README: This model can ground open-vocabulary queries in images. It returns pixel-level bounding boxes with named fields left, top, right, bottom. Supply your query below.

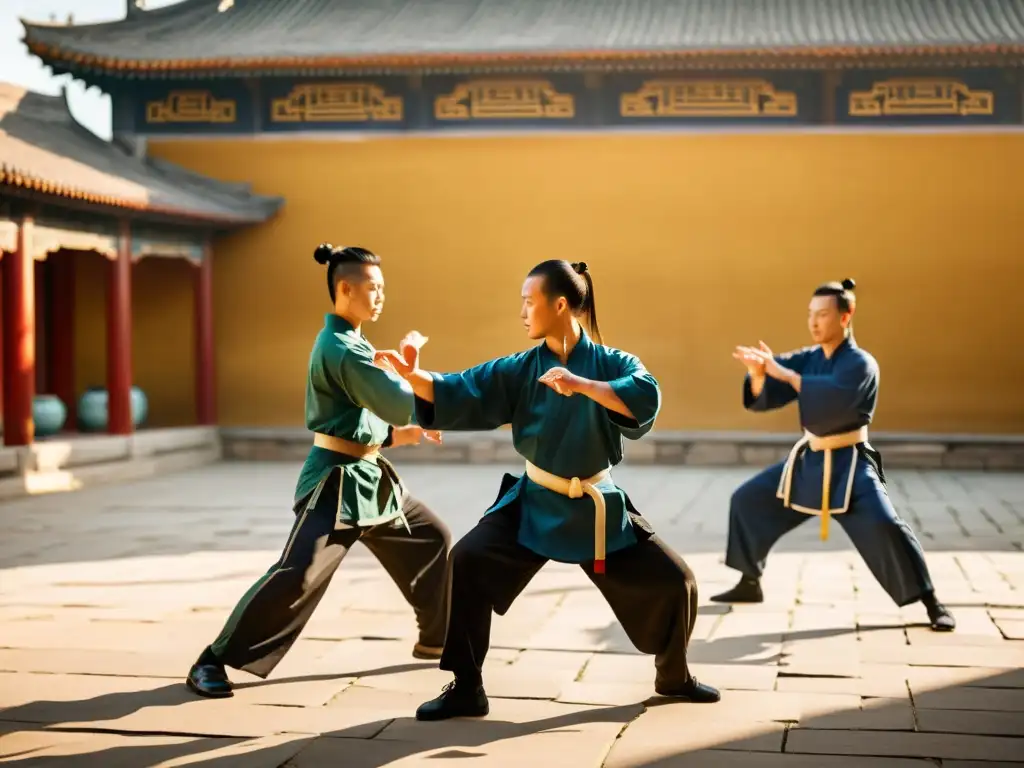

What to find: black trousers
left=439, top=498, right=698, bottom=692
left=209, top=475, right=451, bottom=678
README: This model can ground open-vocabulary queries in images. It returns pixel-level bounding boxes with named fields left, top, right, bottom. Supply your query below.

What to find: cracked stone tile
left=577, top=653, right=653, bottom=685
left=860, top=644, right=1024, bottom=669
left=774, top=667, right=910, bottom=699
left=285, top=737, right=431, bottom=767
left=0, top=672, right=172, bottom=715
left=905, top=666, right=1024, bottom=691
left=786, top=728, right=1024, bottom=762
left=638, top=753, right=942, bottom=768
left=911, top=686, right=1024, bottom=712
left=916, top=709, right=1024, bottom=737
left=46, top=698, right=388, bottom=739
left=0, top=648, right=192, bottom=679
left=0, top=728, right=228, bottom=767
left=603, top=704, right=784, bottom=767
left=993, top=618, right=1024, bottom=639
left=556, top=681, right=656, bottom=706
left=797, top=697, right=914, bottom=731
left=373, top=698, right=640, bottom=759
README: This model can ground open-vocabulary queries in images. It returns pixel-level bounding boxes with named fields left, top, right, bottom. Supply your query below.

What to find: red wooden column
left=2, top=216, right=36, bottom=446
left=194, top=239, right=216, bottom=425
left=107, top=220, right=133, bottom=435
left=34, top=260, right=47, bottom=392
left=50, top=254, right=76, bottom=428
left=0, top=258, right=4, bottom=416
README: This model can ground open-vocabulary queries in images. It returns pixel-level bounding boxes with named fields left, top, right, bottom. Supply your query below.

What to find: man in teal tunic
left=378, top=259, right=721, bottom=721
left=185, top=244, right=452, bottom=698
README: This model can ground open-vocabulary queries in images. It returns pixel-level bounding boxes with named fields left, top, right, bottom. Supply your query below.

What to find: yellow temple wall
left=131, top=130, right=1023, bottom=434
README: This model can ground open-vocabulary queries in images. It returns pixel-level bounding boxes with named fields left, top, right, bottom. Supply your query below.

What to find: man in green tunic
left=185, top=244, right=451, bottom=698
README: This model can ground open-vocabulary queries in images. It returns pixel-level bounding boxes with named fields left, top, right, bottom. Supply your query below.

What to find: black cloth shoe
left=415, top=678, right=489, bottom=721
left=922, top=594, right=956, bottom=632
left=412, top=643, right=444, bottom=660
left=710, top=576, right=763, bottom=604
left=186, top=662, right=233, bottom=698
left=655, top=678, right=721, bottom=703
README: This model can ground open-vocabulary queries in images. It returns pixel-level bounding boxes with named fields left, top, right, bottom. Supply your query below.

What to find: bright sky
left=0, top=0, right=182, bottom=140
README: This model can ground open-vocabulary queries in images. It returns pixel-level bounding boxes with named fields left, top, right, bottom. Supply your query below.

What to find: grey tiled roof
left=0, top=82, right=281, bottom=224
left=21, top=0, right=1024, bottom=73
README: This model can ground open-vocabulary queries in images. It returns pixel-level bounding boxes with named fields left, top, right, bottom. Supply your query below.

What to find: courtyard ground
left=0, top=462, right=1022, bottom=766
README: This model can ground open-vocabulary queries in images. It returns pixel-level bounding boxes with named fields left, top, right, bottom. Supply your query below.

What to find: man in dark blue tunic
left=711, top=279, right=955, bottom=632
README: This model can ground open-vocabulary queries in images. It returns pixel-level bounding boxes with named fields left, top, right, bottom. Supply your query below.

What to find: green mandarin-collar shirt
left=294, top=314, right=417, bottom=527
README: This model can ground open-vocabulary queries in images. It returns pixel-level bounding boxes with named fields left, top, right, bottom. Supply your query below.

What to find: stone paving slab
left=0, top=462, right=1022, bottom=767
left=611, top=755, right=942, bottom=768
left=785, top=729, right=1024, bottom=762
left=603, top=705, right=786, bottom=766
left=0, top=729, right=313, bottom=767
left=916, top=708, right=1024, bottom=737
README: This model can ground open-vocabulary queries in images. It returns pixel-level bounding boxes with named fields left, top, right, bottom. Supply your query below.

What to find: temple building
left=0, top=81, right=280, bottom=450
left=15, top=0, right=1024, bottom=440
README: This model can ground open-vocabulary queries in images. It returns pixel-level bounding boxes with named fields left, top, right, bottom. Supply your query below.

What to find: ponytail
left=528, top=259, right=604, bottom=345
left=578, top=269, right=603, bottom=345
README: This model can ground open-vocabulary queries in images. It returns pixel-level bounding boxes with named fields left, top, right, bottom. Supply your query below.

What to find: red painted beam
left=50, top=254, right=76, bottom=429
left=107, top=221, right=133, bottom=435
left=195, top=241, right=216, bottom=426
left=2, top=217, right=36, bottom=446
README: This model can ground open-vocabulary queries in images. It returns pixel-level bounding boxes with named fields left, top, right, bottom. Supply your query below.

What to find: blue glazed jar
left=77, top=386, right=149, bottom=432
left=33, top=394, right=68, bottom=437
left=130, top=386, right=149, bottom=428
left=77, top=387, right=107, bottom=432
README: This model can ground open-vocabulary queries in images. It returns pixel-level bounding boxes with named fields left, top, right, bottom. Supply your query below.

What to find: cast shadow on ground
left=4, top=668, right=1022, bottom=766
left=0, top=729, right=305, bottom=767
left=0, top=704, right=647, bottom=767
left=581, top=623, right=896, bottom=666
left=0, top=626, right=890, bottom=737
left=0, top=662, right=434, bottom=734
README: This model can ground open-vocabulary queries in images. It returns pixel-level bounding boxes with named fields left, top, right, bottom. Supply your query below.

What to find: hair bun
left=314, top=243, right=334, bottom=265
left=572, top=261, right=588, bottom=274
left=841, top=278, right=856, bottom=291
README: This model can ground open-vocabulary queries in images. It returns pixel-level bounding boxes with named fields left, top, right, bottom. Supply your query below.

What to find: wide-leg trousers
left=439, top=495, right=698, bottom=692
left=209, top=473, right=450, bottom=678
left=724, top=460, right=934, bottom=607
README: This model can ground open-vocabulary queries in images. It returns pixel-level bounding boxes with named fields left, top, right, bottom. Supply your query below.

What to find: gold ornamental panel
left=146, top=91, right=237, bottom=123
left=271, top=83, right=403, bottom=123
left=620, top=79, right=798, bottom=118
left=849, top=79, right=994, bottom=117
left=435, top=80, right=575, bottom=120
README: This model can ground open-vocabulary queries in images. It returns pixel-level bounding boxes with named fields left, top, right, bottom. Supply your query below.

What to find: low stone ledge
left=21, top=427, right=220, bottom=472
left=28, top=434, right=130, bottom=471
left=0, top=446, right=221, bottom=501
left=218, top=428, right=1024, bottom=470
left=0, top=447, right=21, bottom=476
left=131, top=426, right=219, bottom=457
left=0, top=427, right=223, bottom=501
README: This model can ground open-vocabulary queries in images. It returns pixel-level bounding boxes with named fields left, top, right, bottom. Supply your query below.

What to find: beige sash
left=309, top=433, right=407, bottom=533
left=313, top=432, right=382, bottom=460
left=776, top=426, right=868, bottom=541
left=525, top=461, right=611, bottom=573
